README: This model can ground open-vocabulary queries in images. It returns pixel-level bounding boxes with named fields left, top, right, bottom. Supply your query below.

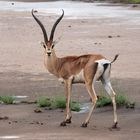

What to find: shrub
left=96, top=96, right=112, bottom=107
left=37, top=97, right=51, bottom=107
left=71, top=102, right=81, bottom=112
left=52, top=96, right=66, bottom=109
left=96, top=94, right=135, bottom=108
left=127, top=0, right=140, bottom=3
left=0, top=96, right=15, bottom=104
left=36, top=96, right=81, bottom=112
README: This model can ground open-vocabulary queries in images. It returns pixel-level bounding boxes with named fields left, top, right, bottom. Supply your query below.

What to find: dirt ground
left=0, top=3, right=140, bottom=140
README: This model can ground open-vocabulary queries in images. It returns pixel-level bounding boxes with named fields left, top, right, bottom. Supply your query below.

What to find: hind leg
left=101, top=64, right=118, bottom=128
left=102, top=80, right=118, bottom=128
left=101, top=65, right=118, bottom=128
left=81, top=80, right=97, bottom=127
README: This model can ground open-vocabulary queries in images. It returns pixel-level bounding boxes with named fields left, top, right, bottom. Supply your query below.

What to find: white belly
left=58, top=70, right=85, bottom=84
left=72, top=70, right=85, bottom=84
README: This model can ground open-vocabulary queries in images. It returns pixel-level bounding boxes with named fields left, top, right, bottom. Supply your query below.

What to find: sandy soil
left=0, top=3, right=140, bottom=140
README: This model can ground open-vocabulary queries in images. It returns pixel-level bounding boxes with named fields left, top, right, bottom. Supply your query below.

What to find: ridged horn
left=31, top=9, right=48, bottom=44
left=49, top=9, right=64, bottom=43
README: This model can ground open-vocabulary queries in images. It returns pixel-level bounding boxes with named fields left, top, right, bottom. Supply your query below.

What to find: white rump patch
left=95, top=59, right=111, bottom=65
left=94, top=59, right=111, bottom=81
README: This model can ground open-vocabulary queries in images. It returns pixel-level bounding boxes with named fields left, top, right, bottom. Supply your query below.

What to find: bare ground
left=0, top=8, right=140, bottom=140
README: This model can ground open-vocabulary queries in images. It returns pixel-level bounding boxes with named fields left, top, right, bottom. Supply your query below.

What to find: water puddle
left=74, top=102, right=92, bottom=114
left=13, top=95, right=28, bottom=99
left=0, top=0, right=140, bottom=24
left=0, top=136, right=20, bottom=139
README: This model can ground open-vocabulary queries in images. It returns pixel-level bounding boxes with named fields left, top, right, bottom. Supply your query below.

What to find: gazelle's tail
left=111, top=54, right=119, bottom=63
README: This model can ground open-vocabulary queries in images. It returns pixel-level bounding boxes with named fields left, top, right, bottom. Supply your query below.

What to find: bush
left=127, top=0, right=140, bottom=3
left=0, top=96, right=15, bottom=104
left=36, top=96, right=81, bottom=112
left=96, top=96, right=112, bottom=107
left=37, top=97, right=51, bottom=107
left=96, top=94, right=135, bottom=108
left=71, top=102, right=81, bottom=112
left=52, top=96, right=66, bottom=109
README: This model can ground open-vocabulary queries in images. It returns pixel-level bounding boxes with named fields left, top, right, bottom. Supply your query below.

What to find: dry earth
left=0, top=3, right=140, bottom=140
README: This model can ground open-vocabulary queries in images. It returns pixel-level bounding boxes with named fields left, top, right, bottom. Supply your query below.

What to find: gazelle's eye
left=43, top=45, right=46, bottom=49
left=52, top=44, right=55, bottom=48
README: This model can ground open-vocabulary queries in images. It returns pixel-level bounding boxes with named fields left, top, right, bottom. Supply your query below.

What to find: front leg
left=60, top=78, right=73, bottom=126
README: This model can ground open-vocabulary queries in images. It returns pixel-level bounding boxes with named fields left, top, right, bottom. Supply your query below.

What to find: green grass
left=52, top=96, right=66, bottom=109
left=37, top=97, right=51, bottom=107
left=96, top=94, right=135, bottom=108
left=71, top=102, right=81, bottom=112
left=96, top=96, right=112, bottom=107
left=37, top=96, right=81, bottom=112
left=0, top=96, right=15, bottom=104
left=127, top=0, right=140, bottom=3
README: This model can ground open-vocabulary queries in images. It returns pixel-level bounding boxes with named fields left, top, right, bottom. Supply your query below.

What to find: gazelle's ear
left=40, top=41, right=46, bottom=49
left=52, top=36, right=62, bottom=48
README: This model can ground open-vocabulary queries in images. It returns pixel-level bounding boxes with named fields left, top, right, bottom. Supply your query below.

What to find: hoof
left=112, top=122, right=118, bottom=129
left=81, top=123, right=88, bottom=128
left=60, top=121, right=67, bottom=127
left=65, top=118, right=72, bottom=124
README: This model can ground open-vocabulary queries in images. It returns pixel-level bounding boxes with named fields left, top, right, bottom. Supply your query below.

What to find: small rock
left=34, top=108, right=43, bottom=113
left=108, top=35, right=112, bottom=38
left=41, top=123, right=44, bottom=125
left=11, top=3, right=14, bottom=5
left=60, top=110, right=64, bottom=113
left=45, top=107, right=52, bottom=110
left=132, top=5, right=138, bottom=8
left=0, top=116, right=9, bottom=120
left=126, top=102, right=135, bottom=109
left=36, top=121, right=40, bottom=124
left=13, top=120, right=18, bottom=123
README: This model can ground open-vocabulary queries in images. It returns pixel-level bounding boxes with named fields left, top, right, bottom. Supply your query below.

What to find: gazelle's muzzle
left=46, top=50, right=52, bottom=56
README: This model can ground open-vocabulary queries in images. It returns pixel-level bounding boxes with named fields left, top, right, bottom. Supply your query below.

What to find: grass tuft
left=0, top=96, right=15, bottom=104
left=71, top=102, right=81, bottom=112
left=127, top=0, right=140, bottom=4
left=52, top=96, right=66, bottom=109
left=96, top=94, right=135, bottom=108
left=96, top=96, right=112, bottom=107
left=36, top=96, right=81, bottom=112
left=37, top=97, right=51, bottom=107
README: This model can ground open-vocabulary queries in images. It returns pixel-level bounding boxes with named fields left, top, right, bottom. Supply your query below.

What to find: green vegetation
left=0, top=94, right=134, bottom=110
left=96, top=94, right=135, bottom=108
left=52, top=96, right=66, bottom=109
left=0, top=96, right=15, bottom=104
left=96, top=96, right=112, bottom=107
left=37, top=96, right=81, bottom=112
left=127, top=0, right=140, bottom=4
left=37, top=97, right=51, bottom=107
left=71, top=102, right=81, bottom=112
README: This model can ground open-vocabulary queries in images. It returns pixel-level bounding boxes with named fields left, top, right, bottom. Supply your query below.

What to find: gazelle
left=32, top=9, right=118, bottom=128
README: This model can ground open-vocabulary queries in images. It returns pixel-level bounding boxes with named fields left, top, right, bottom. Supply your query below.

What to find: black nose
left=47, top=52, right=51, bottom=56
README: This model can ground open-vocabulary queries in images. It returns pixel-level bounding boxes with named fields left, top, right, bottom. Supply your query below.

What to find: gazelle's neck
left=44, top=49, right=59, bottom=76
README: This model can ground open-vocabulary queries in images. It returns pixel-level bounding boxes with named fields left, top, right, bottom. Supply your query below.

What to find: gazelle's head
left=32, top=9, right=64, bottom=56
